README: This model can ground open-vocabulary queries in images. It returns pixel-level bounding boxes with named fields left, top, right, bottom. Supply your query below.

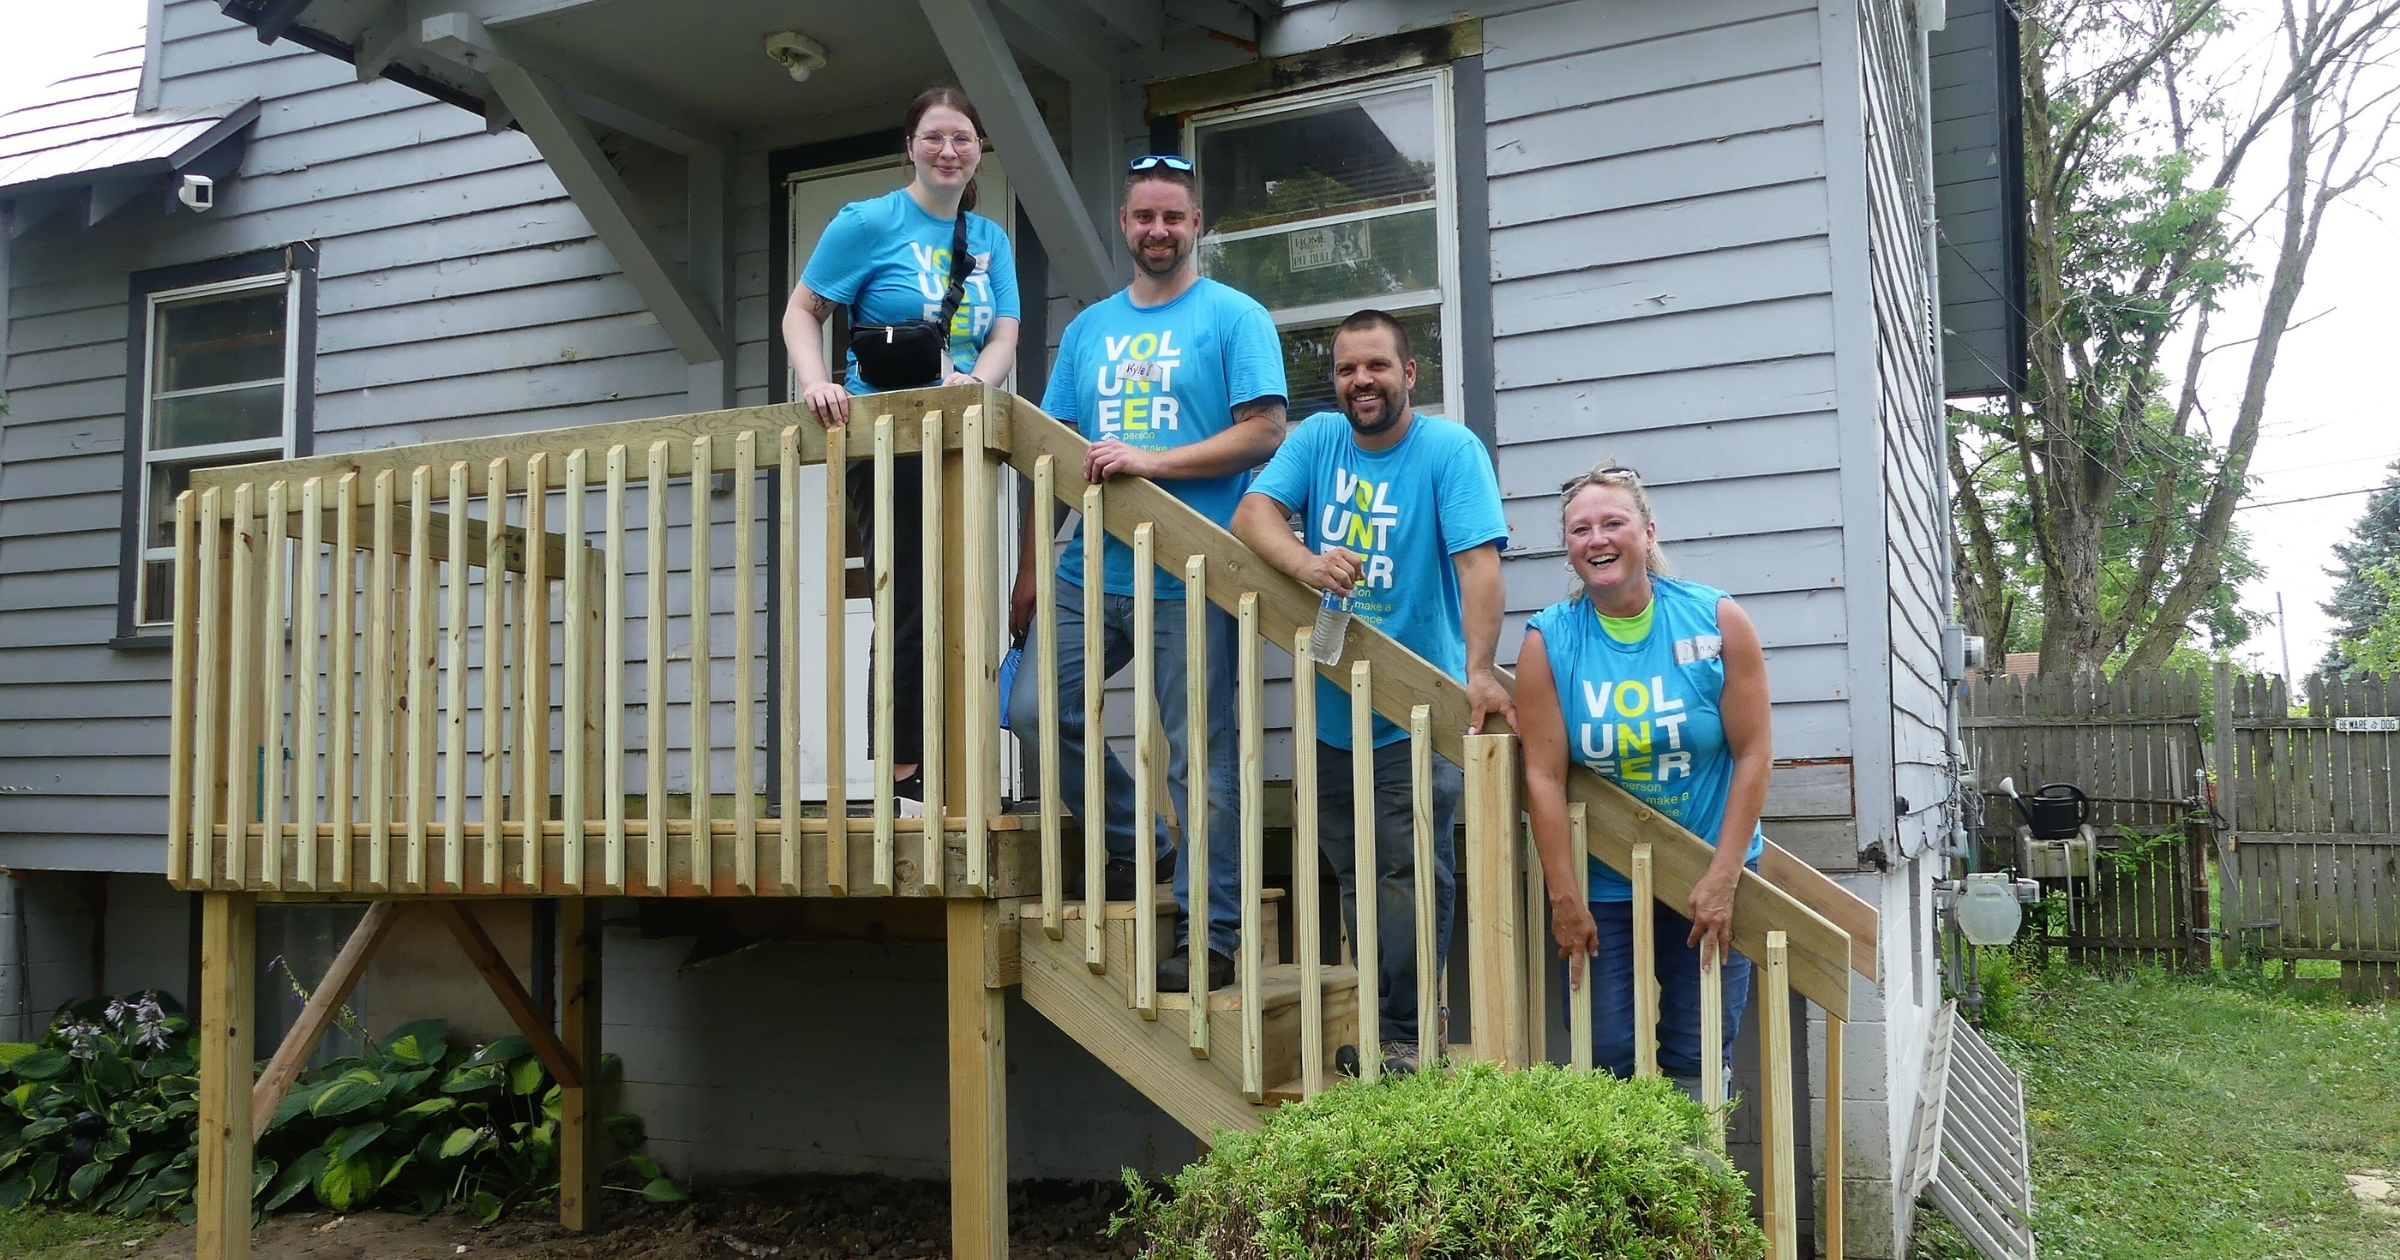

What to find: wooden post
left=1759, top=932, right=1798, bottom=1260
left=195, top=891, right=256, bottom=1260
left=558, top=899, right=603, bottom=1231
left=962, top=406, right=997, bottom=895
left=1630, top=843, right=1659, bottom=1077
left=1463, top=732, right=1522, bottom=1066
left=947, top=899, right=1008, bottom=1260
left=1292, top=625, right=1323, bottom=1096
left=1824, top=1011, right=1845, bottom=1260
left=1350, top=660, right=1379, bottom=1081
left=2213, top=659, right=2240, bottom=965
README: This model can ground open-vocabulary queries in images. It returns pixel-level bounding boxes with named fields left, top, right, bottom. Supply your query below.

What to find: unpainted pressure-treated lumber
left=295, top=478, right=324, bottom=892
left=1760, top=931, right=1798, bottom=1260
left=1351, top=659, right=1379, bottom=1082
left=1522, top=819, right=1548, bottom=1066
left=1035, top=455, right=1063, bottom=939
left=961, top=405, right=997, bottom=895
left=822, top=421, right=850, bottom=896
left=1239, top=594, right=1266, bottom=1100
left=645, top=440, right=671, bottom=893
left=1292, top=624, right=1323, bottom=1096
left=195, top=892, right=256, bottom=1260
left=604, top=446, right=630, bottom=894
left=430, top=900, right=583, bottom=1090
left=330, top=476, right=359, bottom=889
left=873, top=415, right=897, bottom=895
left=1464, top=733, right=1523, bottom=1066
left=251, top=900, right=399, bottom=1135
left=407, top=468, right=436, bottom=891
left=1132, top=524, right=1159, bottom=1017
left=1186, top=557, right=1212, bottom=1059
left=193, top=491, right=225, bottom=886
left=168, top=491, right=198, bottom=886
left=562, top=451, right=591, bottom=892
left=778, top=429, right=802, bottom=894
left=520, top=454, right=551, bottom=890
left=1631, top=843, right=1658, bottom=1078
left=481, top=460, right=508, bottom=890
left=1082, top=483, right=1105, bottom=971
left=733, top=431, right=759, bottom=893
left=226, top=483, right=258, bottom=889
left=442, top=463, right=470, bottom=893
left=1826, top=1011, right=1845, bottom=1260
left=687, top=437, right=714, bottom=893
left=558, top=900, right=603, bottom=1231
left=918, top=412, right=946, bottom=899
left=1700, top=935, right=1726, bottom=1137
left=947, top=899, right=1009, bottom=1260
left=1410, top=705, right=1437, bottom=1073
left=262, top=480, right=291, bottom=891
left=1569, top=803, right=1594, bottom=1071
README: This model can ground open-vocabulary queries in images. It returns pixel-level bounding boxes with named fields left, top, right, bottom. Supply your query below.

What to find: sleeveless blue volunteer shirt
left=1528, top=575, right=1767, bottom=901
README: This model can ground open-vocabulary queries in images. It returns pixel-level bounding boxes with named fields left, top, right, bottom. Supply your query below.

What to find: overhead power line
left=2237, top=484, right=2390, bottom=511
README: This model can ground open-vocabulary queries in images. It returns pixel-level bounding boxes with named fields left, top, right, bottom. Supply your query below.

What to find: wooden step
left=1154, top=962, right=1358, bottom=1014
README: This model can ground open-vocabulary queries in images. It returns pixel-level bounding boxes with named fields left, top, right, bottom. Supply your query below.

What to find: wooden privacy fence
left=1960, top=670, right=2211, bottom=967
left=2215, top=667, right=2400, bottom=997
left=171, top=385, right=1877, bottom=1260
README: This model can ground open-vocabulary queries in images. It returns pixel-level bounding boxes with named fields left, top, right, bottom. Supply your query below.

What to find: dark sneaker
left=1380, top=1039, right=1421, bottom=1077
left=1335, top=1044, right=1362, bottom=1078
left=1104, top=858, right=1138, bottom=901
left=1156, top=948, right=1236, bottom=993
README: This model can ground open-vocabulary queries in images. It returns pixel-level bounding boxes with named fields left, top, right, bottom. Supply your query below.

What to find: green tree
left=1952, top=0, right=2400, bottom=676
left=2317, top=459, right=2400, bottom=676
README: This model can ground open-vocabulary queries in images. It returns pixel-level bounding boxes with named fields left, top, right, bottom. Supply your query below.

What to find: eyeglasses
left=915, top=132, right=980, bottom=153
left=1127, top=154, right=1194, bottom=172
left=1560, top=466, right=1640, bottom=493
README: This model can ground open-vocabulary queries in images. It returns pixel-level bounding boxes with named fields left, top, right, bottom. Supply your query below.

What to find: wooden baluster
left=961, top=405, right=995, bottom=895
left=193, top=489, right=225, bottom=887
left=562, top=451, right=590, bottom=893
left=480, top=460, right=508, bottom=891
left=1034, top=455, right=1062, bottom=938
left=225, top=484, right=260, bottom=888
left=872, top=415, right=896, bottom=895
left=1465, top=732, right=1523, bottom=1067
left=645, top=441, right=670, bottom=893
left=1131, top=524, right=1158, bottom=1017
left=1292, top=626, right=1323, bottom=1096
left=331, top=474, right=358, bottom=889
left=1570, top=802, right=1594, bottom=1071
left=1185, top=558, right=1211, bottom=1059
left=733, top=431, right=758, bottom=894
left=1760, top=932, right=1798, bottom=1260
left=687, top=438, right=713, bottom=894
left=918, top=413, right=945, bottom=897
left=1700, top=935, right=1726, bottom=1136
left=442, top=464, right=470, bottom=892
left=1351, top=659, right=1379, bottom=1081
left=261, top=481, right=290, bottom=891
left=605, top=446, right=629, bottom=894
left=1631, top=842, right=1658, bottom=1077
left=1522, top=819, right=1549, bottom=1066
left=294, top=479, right=323, bottom=891
left=1239, top=594, right=1266, bottom=1101
left=777, top=428, right=802, bottom=894
left=822, top=422, right=849, bottom=896
left=520, top=454, right=550, bottom=891
left=407, top=468, right=435, bottom=891
left=1082, top=483, right=1105, bottom=971
left=364, top=472, right=393, bottom=891
left=1411, top=705, right=1438, bottom=1073
left=1826, top=1011, right=1846, bottom=1260
left=387, top=484, right=414, bottom=891
left=168, top=491, right=198, bottom=886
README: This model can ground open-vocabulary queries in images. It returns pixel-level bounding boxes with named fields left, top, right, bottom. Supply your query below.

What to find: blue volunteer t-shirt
left=1044, top=277, right=1286, bottom=598
left=1527, top=576, right=1768, bottom=901
left=800, top=189, right=1019, bottom=393
left=1248, top=411, right=1508, bottom=750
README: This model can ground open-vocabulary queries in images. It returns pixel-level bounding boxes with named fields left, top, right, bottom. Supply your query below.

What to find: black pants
left=848, top=454, right=924, bottom=765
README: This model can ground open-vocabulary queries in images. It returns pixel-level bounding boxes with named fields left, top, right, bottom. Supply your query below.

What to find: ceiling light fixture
left=763, top=31, right=828, bottom=83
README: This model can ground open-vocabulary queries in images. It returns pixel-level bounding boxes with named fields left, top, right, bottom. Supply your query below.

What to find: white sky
left=1, top=0, right=2391, bottom=675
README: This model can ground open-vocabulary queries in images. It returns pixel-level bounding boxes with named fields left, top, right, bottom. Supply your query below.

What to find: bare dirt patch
left=123, top=1176, right=1139, bottom=1260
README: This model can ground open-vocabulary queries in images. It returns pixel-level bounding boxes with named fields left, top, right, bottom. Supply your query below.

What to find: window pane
left=157, top=288, right=285, bottom=393
left=1199, top=207, right=1440, bottom=311
left=141, top=558, right=175, bottom=626
left=1197, top=84, right=1439, bottom=232
left=153, top=381, right=283, bottom=449
left=1278, top=307, right=1446, bottom=422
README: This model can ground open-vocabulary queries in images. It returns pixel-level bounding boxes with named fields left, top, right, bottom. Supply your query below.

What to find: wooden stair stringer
left=1020, top=920, right=1265, bottom=1142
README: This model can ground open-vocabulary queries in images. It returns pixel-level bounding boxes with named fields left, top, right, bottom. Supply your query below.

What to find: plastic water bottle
left=1309, top=586, right=1353, bottom=666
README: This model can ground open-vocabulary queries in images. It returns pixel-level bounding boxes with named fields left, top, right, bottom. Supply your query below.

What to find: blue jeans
left=1006, top=579, right=1242, bottom=954
left=1314, top=739, right=1463, bottom=1044
left=1580, top=885, right=1755, bottom=1081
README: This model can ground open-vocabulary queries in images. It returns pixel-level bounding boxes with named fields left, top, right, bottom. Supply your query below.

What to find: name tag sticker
left=1673, top=635, right=1723, bottom=665
left=1116, top=361, right=1161, bottom=382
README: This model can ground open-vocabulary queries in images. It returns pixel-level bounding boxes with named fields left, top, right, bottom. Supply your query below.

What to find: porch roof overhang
left=210, top=0, right=1274, bottom=351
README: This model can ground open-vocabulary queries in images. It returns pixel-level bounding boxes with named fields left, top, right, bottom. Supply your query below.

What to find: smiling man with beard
left=1232, top=308, right=1510, bottom=1076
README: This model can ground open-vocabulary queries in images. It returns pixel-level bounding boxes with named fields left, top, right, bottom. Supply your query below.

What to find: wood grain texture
left=194, top=892, right=256, bottom=1260
left=432, top=900, right=582, bottom=1089
left=946, top=899, right=1008, bottom=1260
left=251, top=901, right=398, bottom=1135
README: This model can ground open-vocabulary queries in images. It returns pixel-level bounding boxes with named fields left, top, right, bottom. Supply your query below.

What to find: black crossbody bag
left=847, top=210, right=975, bottom=390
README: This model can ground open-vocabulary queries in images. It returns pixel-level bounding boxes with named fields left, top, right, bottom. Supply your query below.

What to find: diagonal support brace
left=432, top=900, right=584, bottom=1089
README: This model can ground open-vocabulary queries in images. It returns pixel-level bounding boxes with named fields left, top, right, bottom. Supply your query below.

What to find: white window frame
left=1186, top=67, right=1465, bottom=424
left=132, top=270, right=304, bottom=628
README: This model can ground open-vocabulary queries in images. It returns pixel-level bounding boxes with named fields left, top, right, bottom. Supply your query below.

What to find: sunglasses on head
left=1561, top=467, right=1640, bottom=492
left=1127, top=154, right=1194, bottom=172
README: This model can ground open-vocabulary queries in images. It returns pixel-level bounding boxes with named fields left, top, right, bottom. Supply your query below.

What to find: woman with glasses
left=1514, top=463, right=1771, bottom=1097
left=780, top=85, right=1020, bottom=799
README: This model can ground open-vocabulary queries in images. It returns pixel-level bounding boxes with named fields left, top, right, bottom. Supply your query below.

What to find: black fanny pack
left=847, top=209, right=975, bottom=390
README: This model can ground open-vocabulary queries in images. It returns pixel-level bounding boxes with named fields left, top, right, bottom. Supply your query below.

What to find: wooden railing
left=168, top=383, right=1874, bottom=1259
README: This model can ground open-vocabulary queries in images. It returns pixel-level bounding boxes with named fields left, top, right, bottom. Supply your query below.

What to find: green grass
left=0, top=1208, right=168, bottom=1259
left=1913, top=959, right=2400, bottom=1260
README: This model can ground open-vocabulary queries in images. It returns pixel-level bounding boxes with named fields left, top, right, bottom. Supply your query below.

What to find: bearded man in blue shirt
left=1006, top=156, right=1287, bottom=992
left=1233, top=309, right=1512, bottom=1075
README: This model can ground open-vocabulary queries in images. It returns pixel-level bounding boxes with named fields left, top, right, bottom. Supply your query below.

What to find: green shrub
left=1118, top=1062, right=1763, bottom=1260
left=0, top=994, right=680, bottom=1224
